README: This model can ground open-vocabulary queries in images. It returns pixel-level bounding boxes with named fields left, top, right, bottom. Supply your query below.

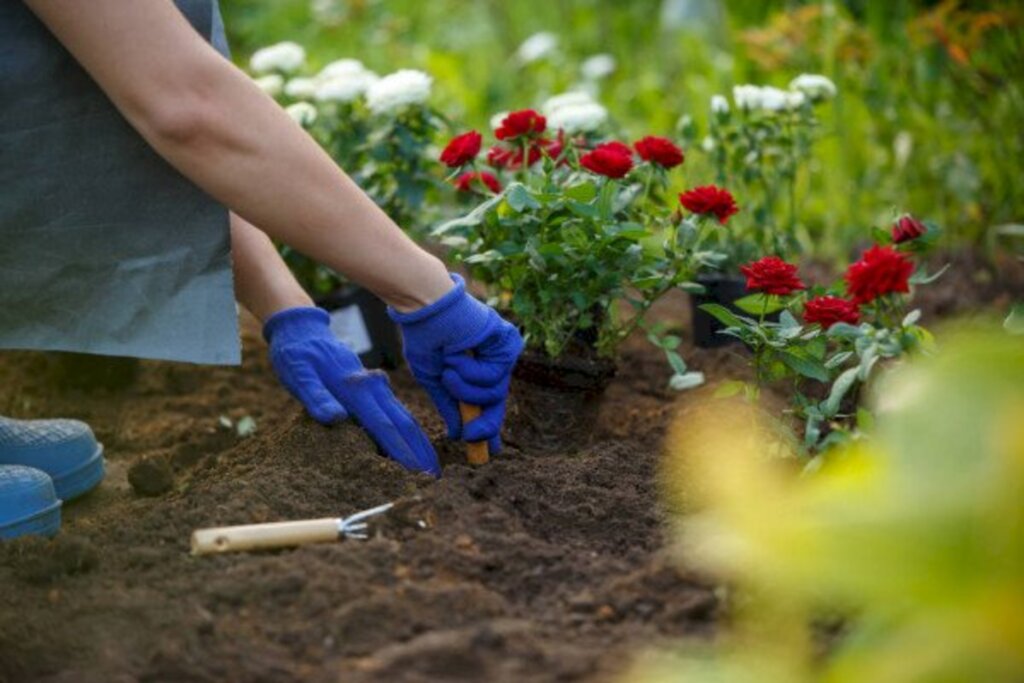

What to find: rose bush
left=701, top=221, right=946, bottom=454
left=433, top=104, right=721, bottom=390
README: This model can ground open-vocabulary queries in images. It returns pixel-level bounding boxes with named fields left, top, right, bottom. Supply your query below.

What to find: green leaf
left=713, top=380, right=747, bottom=399
left=825, top=350, right=854, bottom=369
left=464, top=249, right=504, bottom=265
left=734, top=293, right=785, bottom=316
left=902, top=309, right=922, bottom=327
left=564, top=180, right=598, bottom=202
left=827, top=322, right=863, bottom=339
left=679, top=281, right=707, bottom=295
left=666, top=350, right=688, bottom=375
left=822, top=367, right=860, bottom=417
left=506, top=183, right=540, bottom=213
left=669, top=371, right=706, bottom=391
left=699, top=303, right=744, bottom=329
left=909, top=263, right=950, bottom=285
left=780, top=349, right=830, bottom=383
left=1004, top=302, right=1024, bottom=335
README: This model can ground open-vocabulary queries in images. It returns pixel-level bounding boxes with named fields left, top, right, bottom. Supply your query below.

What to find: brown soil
left=0, top=251, right=1020, bottom=683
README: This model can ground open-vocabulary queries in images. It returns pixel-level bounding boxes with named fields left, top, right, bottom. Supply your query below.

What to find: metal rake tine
left=340, top=522, right=368, bottom=534
left=341, top=502, right=394, bottom=526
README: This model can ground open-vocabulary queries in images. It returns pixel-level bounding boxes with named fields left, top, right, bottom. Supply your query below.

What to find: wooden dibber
left=191, top=518, right=340, bottom=555
left=460, top=402, right=490, bottom=465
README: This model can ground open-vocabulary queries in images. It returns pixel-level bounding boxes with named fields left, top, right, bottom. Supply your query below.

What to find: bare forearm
left=25, top=0, right=452, bottom=312
left=231, top=213, right=313, bottom=322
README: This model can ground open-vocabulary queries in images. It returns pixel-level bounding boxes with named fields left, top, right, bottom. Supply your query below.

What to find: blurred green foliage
left=220, top=0, right=1023, bottom=256
left=652, top=325, right=1024, bottom=682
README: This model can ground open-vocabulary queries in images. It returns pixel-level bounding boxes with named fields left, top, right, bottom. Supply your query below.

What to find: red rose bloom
left=487, top=144, right=542, bottom=169
left=543, top=134, right=565, bottom=162
left=679, top=185, right=739, bottom=225
left=892, top=214, right=926, bottom=244
left=740, top=256, right=805, bottom=296
left=495, top=109, right=546, bottom=140
left=454, top=171, right=501, bottom=194
left=440, top=131, right=482, bottom=168
left=580, top=141, right=634, bottom=179
left=845, top=245, right=914, bottom=304
left=634, top=136, right=684, bottom=169
left=803, top=296, right=861, bottom=329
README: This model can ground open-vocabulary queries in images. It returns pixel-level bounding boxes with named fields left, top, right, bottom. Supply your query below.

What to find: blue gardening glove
left=389, top=274, right=523, bottom=454
left=264, top=307, right=440, bottom=477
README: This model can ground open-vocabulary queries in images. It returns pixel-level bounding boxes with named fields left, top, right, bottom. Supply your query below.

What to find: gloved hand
left=389, top=274, right=523, bottom=454
left=264, top=307, right=440, bottom=477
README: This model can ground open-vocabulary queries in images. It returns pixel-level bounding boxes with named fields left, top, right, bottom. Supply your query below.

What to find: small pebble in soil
left=128, top=454, right=175, bottom=496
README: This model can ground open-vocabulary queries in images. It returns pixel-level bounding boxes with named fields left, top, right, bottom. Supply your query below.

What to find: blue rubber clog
left=0, top=416, right=105, bottom=501
left=0, top=465, right=62, bottom=540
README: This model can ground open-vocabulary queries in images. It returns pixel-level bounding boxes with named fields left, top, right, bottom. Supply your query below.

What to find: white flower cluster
left=542, top=91, right=608, bottom=134
left=253, top=74, right=285, bottom=97
left=285, top=102, right=318, bottom=127
left=789, top=74, right=838, bottom=102
left=314, top=59, right=380, bottom=104
left=516, top=32, right=558, bottom=64
left=365, top=69, right=433, bottom=114
left=732, top=84, right=805, bottom=112
left=249, top=41, right=306, bottom=74
left=721, top=74, right=836, bottom=115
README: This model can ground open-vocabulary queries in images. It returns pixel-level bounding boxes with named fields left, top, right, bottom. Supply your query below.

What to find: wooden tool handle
left=191, top=518, right=339, bottom=556
left=459, top=402, right=490, bottom=465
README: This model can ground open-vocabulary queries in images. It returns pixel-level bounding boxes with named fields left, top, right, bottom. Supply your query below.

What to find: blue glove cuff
left=263, top=306, right=332, bottom=345
left=387, top=274, right=492, bottom=351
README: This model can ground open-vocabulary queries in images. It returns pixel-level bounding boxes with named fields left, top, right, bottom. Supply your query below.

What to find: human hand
left=264, top=307, right=440, bottom=476
left=389, top=275, right=523, bottom=454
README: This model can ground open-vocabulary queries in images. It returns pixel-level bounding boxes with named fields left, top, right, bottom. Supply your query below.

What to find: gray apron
left=0, top=0, right=240, bottom=365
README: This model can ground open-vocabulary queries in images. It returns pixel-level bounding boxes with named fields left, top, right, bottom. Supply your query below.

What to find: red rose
left=487, top=144, right=542, bottom=169
left=845, top=245, right=914, bottom=304
left=634, top=136, right=684, bottom=169
left=543, top=135, right=565, bottom=162
left=892, top=214, right=926, bottom=244
left=803, top=296, right=861, bottom=329
left=440, top=131, right=482, bottom=168
left=580, top=141, right=634, bottom=179
left=495, top=109, right=546, bottom=140
left=740, top=256, right=805, bottom=296
left=454, top=171, right=501, bottom=194
left=679, top=185, right=739, bottom=224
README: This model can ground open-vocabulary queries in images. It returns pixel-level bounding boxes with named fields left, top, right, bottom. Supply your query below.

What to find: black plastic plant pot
left=690, top=273, right=750, bottom=349
left=315, top=285, right=403, bottom=370
left=50, top=353, right=140, bottom=391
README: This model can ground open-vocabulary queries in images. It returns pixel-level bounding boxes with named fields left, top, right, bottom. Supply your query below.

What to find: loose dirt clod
left=128, top=453, right=175, bottom=496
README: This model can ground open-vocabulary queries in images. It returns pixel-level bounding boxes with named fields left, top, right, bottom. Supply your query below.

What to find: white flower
left=785, top=90, right=807, bottom=109
left=253, top=74, right=284, bottom=97
left=547, top=102, right=608, bottom=134
left=249, top=41, right=306, bottom=74
left=758, top=86, right=791, bottom=112
left=789, top=73, right=837, bottom=101
left=701, top=135, right=715, bottom=152
left=285, top=102, right=318, bottom=127
left=317, top=58, right=368, bottom=82
left=516, top=32, right=558, bottom=64
left=541, top=91, right=594, bottom=115
left=732, top=84, right=805, bottom=113
left=314, top=72, right=377, bottom=103
left=284, top=77, right=318, bottom=99
left=732, top=84, right=762, bottom=111
left=489, top=111, right=510, bottom=132
left=581, top=54, right=616, bottom=80
left=710, top=94, right=730, bottom=115
left=365, top=69, right=432, bottom=114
